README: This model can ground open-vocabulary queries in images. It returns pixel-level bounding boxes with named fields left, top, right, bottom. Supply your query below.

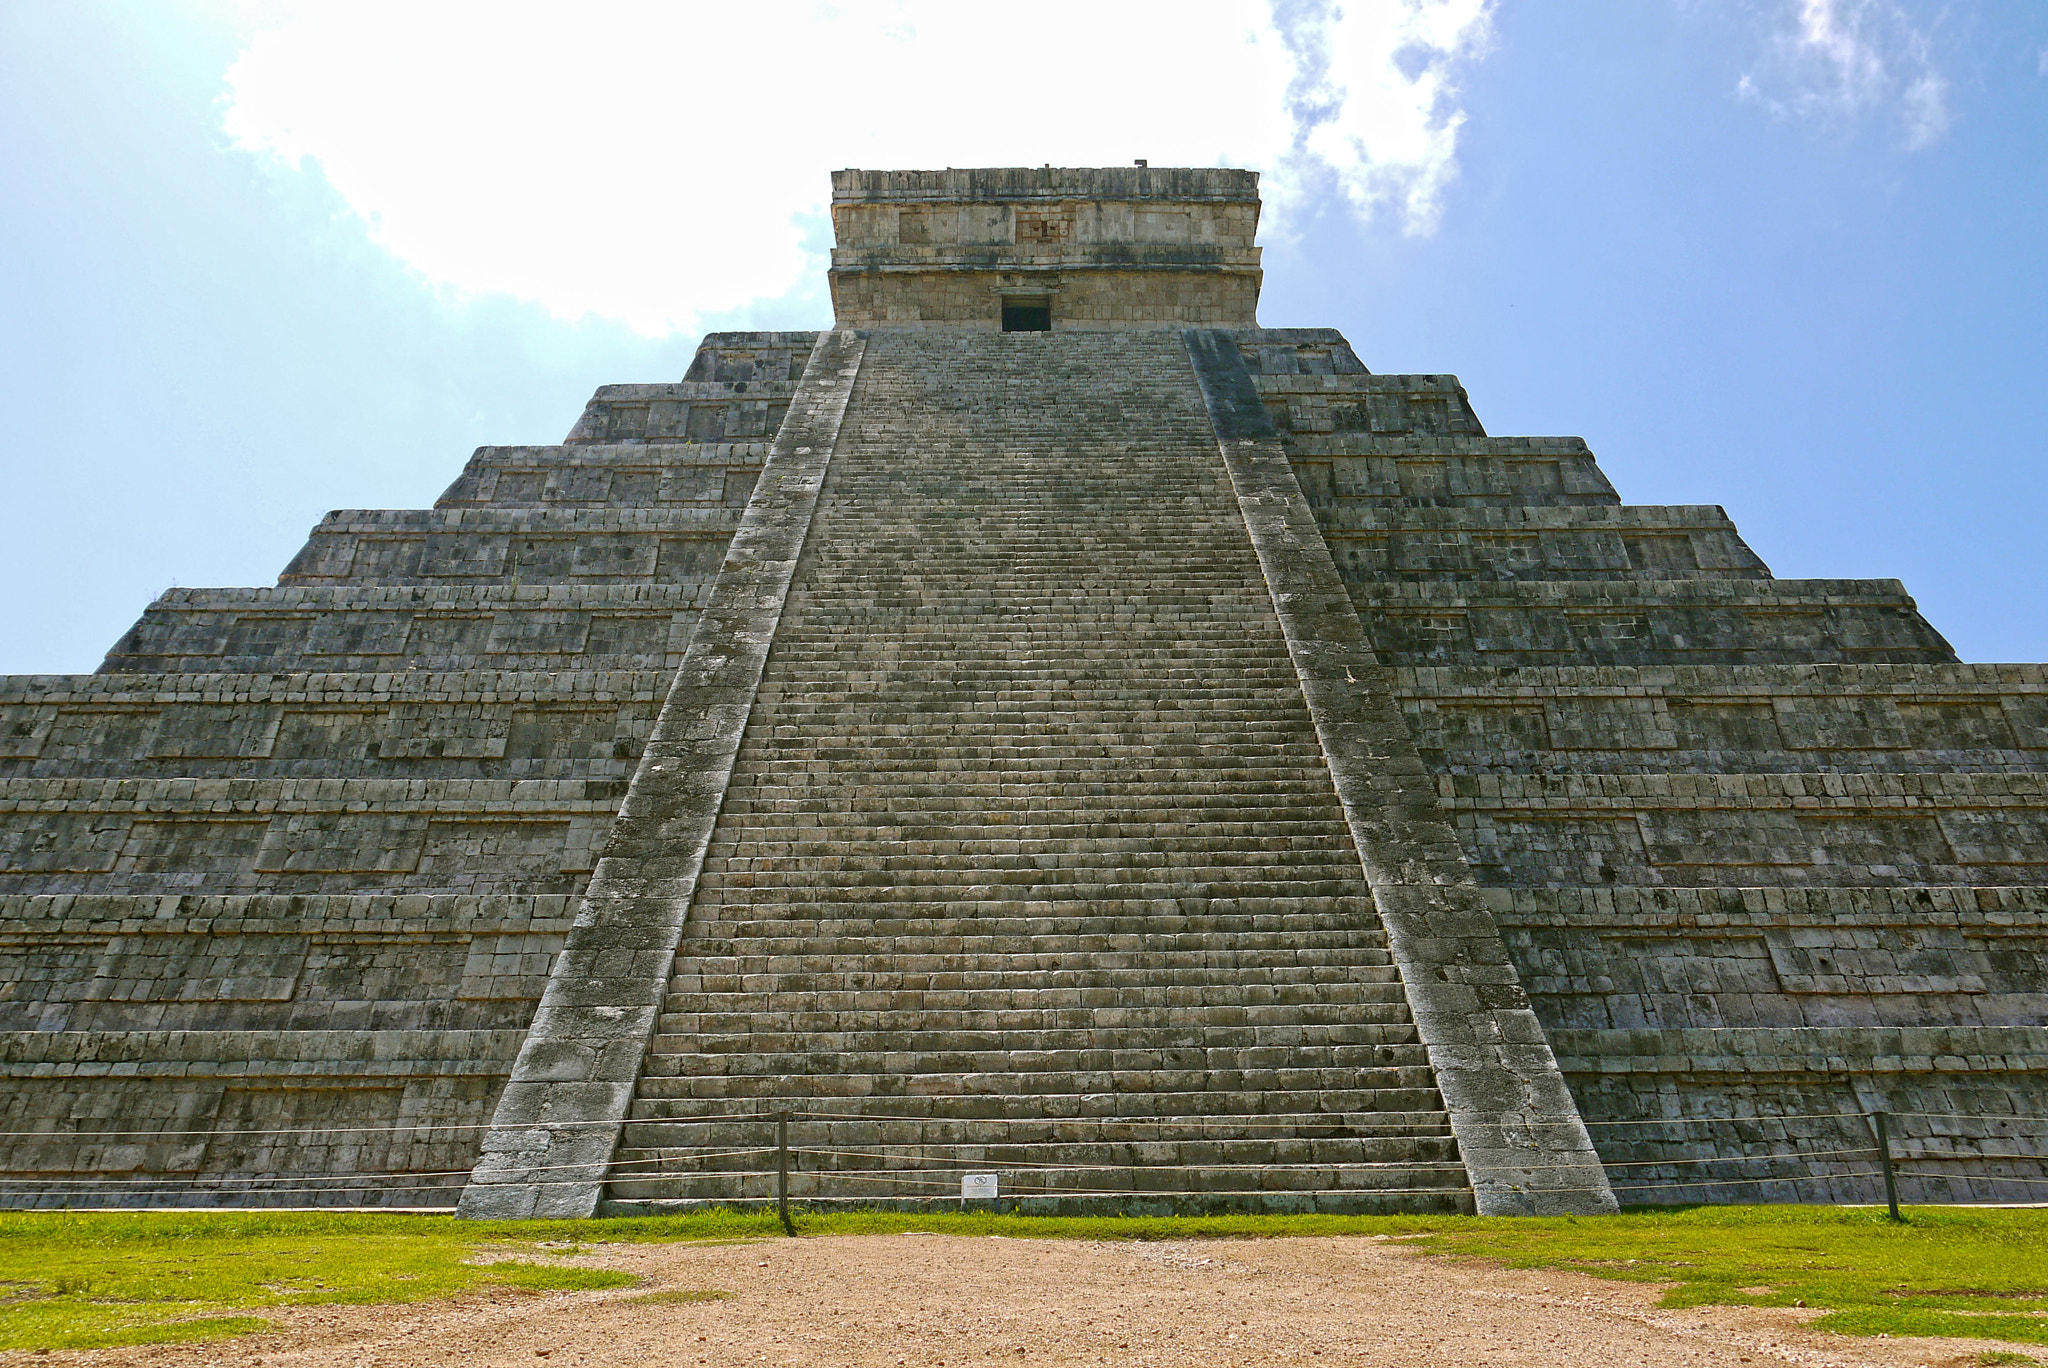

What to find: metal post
left=1872, top=1111, right=1902, bottom=1222
left=776, top=1112, right=796, bottom=1236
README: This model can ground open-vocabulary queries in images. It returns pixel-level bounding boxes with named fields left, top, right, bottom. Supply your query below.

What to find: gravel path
left=20, top=1234, right=2035, bottom=1368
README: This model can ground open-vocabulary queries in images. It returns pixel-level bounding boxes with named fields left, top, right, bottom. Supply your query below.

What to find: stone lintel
left=1183, top=327, right=1618, bottom=1217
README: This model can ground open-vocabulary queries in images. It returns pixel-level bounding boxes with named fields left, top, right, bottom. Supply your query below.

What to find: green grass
left=1390, top=1206, right=2048, bottom=1348
left=0, top=1212, right=644, bottom=1351
left=4, top=1205, right=2045, bottom=1352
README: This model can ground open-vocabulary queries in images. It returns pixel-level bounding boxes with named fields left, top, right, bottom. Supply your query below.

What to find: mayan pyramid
left=2, top=167, right=2041, bottom=1217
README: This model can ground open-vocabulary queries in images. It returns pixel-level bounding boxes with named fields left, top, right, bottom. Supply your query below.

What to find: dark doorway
left=1001, top=299, right=1052, bottom=332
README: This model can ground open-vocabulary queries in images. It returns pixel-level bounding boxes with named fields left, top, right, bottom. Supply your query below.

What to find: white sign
left=961, top=1172, right=999, bottom=1200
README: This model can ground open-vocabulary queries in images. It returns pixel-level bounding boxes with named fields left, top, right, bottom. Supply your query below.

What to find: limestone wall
left=1396, top=664, right=2048, bottom=776
left=1241, top=325, right=2046, bottom=1204
left=0, top=333, right=792, bottom=1206
left=0, top=892, right=569, bottom=1205
left=103, top=585, right=703, bottom=673
left=0, top=671, right=662, bottom=781
left=1498, top=886, right=2048, bottom=1203
left=280, top=511, right=740, bottom=588
left=436, top=444, right=765, bottom=510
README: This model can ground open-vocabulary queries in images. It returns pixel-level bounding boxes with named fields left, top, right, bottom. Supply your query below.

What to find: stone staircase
left=605, top=330, right=1472, bottom=1212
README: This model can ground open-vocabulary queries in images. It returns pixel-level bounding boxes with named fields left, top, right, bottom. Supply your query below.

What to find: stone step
left=702, top=815, right=1349, bottom=835
left=728, top=735, right=1317, bottom=751
left=701, top=845, right=1362, bottom=870
left=692, top=881, right=1369, bottom=904
left=674, top=990, right=1403, bottom=1012
left=667, top=986, right=1409, bottom=1013
left=712, top=817, right=1350, bottom=836
left=615, top=1110, right=1456, bottom=1147
left=675, top=946, right=1401, bottom=969
left=630, top=1064, right=1449, bottom=1097
left=660, top=992, right=1413, bottom=1023
left=664, top=968, right=1407, bottom=995
left=677, top=896, right=1384, bottom=927
left=610, top=1151, right=1464, bottom=1191
left=713, top=781, right=1350, bottom=802
left=737, top=698, right=1311, bottom=713
left=655, top=994, right=1414, bottom=1033
left=649, top=1034, right=1423, bottom=1065
left=671, top=935, right=1394, bottom=959
left=643, top=1046, right=1432, bottom=1080
left=751, top=697, right=1317, bottom=712
left=611, top=1133, right=1456, bottom=1173
left=678, top=926, right=1388, bottom=947
left=755, top=654, right=1297, bottom=671
left=672, top=924, right=1392, bottom=947
left=603, top=1162, right=1471, bottom=1208
left=628, top=1082, right=1449, bottom=1116
left=742, top=694, right=1312, bottom=710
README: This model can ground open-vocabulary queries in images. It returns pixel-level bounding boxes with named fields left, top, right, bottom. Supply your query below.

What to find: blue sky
left=2, top=0, right=2044, bottom=673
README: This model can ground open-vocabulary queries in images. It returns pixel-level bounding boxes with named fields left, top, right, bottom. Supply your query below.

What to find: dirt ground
left=17, top=1234, right=2043, bottom=1368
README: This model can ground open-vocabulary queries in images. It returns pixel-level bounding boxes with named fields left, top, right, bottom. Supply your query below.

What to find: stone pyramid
left=2, top=168, right=2040, bottom=1217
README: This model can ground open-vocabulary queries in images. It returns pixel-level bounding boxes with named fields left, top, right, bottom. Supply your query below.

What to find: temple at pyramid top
left=829, top=165, right=1262, bottom=330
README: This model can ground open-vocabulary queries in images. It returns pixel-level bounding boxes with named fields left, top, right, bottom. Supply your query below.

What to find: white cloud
left=1273, top=0, right=1494, bottom=236
left=1737, top=0, right=1953, bottom=149
left=1899, top=70, right=1952, bottom=150
left=219, top=0, right=1493, bottom=335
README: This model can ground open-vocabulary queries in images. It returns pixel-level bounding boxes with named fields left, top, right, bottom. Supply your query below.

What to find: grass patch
left=0, top=1212, right=643, bottom=1352
left=5, top=1205, right=2046, bottom=1351
left=1390, top=1205, right=2048, bottom=1348
left=628, top=1288, right=734, bottom=1305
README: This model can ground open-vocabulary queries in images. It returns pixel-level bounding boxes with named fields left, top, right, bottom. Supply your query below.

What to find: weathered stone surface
left=1, top=168, right=2041, bottom=1215
left=455, top=330, right=867, bottom=1219
left=1184, top=329, right=1615, bottom=1216
left=0, top=332, right=797, bottom=1206
left=829, top=168, right=1262, bottom=329
left=598, top=329, right=1477, bottom=1216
